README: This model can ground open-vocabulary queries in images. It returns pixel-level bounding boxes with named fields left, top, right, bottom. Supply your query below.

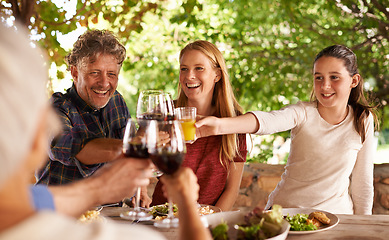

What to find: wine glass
left=137, top=90, right=171, bottom=177
left=136, top=90, right=166, bottom=120
left=163, top=92, right=175, bottom=121
left=120, top=118, right=155, bottom=221
left=148, top=120, right=187, bottom=228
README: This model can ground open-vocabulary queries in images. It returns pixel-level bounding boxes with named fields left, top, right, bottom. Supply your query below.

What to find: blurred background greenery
left=1, top=0, right=388, bottom=163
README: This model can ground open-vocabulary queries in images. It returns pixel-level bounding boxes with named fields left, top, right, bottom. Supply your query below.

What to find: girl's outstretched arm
left=195, top=112, right=259, bottom=138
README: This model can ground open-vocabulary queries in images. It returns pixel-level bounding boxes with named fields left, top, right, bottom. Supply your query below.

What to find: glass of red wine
left=163, top=92, right=176, bottom=121
left=137, top=90, right=175, bottom=177
left=148, top=120, right=186, bottom=228
left=136, top=90, right=166, bottom=120
left=121, top=118, right=155, bottom=221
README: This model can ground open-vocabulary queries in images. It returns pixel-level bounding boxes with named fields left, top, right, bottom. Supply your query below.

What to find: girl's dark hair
left=312, top=45, right=378, bottom=142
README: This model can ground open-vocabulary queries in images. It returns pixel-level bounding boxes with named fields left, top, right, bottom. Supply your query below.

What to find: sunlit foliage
left=1, top=0, right=388, bottom=161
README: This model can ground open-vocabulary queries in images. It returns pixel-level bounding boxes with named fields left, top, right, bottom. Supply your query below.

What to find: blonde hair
left=176, top=40, right=244, bottom=168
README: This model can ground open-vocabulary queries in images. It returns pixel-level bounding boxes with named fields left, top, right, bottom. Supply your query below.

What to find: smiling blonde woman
left=152, top=40, right=247, bottom=211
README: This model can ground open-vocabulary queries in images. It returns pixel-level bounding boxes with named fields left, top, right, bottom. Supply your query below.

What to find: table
left=101, top=207, right=178, bottom=239
left=101, top=207, right=389, bottom=240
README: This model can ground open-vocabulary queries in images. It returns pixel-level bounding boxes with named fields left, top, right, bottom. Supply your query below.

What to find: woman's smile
left=179, top=50, right=219, bottom=105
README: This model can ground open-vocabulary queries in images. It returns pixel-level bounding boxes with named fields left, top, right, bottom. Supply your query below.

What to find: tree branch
left=36, top=1, right=88, bottom=26
left=20, top=0, right=34, bottom=26
left=351, top=34, right=385, bottom=50
left=370, top=0, right=389, bottom=20
left=9, top=0, right=21, bottom=22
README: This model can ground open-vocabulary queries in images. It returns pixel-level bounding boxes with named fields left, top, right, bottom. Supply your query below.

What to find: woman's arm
left=195, top=113, right=259, bottom=138
left=215, top=162, right=244, bottom=211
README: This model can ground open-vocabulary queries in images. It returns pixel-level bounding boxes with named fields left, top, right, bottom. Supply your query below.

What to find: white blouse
left=251, top=101, right=375, bottom=214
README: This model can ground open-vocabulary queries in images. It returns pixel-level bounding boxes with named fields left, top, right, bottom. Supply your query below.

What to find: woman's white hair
left=0, top=23, right=48, bottom=188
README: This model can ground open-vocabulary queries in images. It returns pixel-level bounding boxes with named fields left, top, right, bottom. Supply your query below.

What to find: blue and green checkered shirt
left=36, top=85, right=130, bottom=185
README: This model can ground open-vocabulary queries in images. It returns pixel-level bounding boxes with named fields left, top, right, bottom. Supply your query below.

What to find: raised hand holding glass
left=148, top=120, right=186, bottom=228
left=120, top=119, right=154, bottom=221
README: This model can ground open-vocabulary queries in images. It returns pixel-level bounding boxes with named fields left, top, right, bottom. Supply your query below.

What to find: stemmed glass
left=163, top=92, right=175, bottom=121
left=136, top=90, right=166, bottom=121
left=148, top=120, right=187, bottom=228
left=120, top=119, right=154, bottom=221
left=137, top=90, right=175, bottom=177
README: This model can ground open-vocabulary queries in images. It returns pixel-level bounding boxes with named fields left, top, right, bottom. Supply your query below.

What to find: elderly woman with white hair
left=0, top=23, right=211, bottom=240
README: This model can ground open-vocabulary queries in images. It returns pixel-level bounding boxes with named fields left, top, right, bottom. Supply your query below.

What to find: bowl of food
left=207, top=205, right=290, bottom=240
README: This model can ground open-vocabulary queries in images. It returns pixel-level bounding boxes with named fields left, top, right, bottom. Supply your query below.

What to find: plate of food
left=282, top=208, right=339, bottom=234
left=78, top=207, right=106, bottom=224
left=207, top=205, right=290, bottom=240
left=149, top=203, right=221, bottom=220
left=119, top=203, right=221, bottom=223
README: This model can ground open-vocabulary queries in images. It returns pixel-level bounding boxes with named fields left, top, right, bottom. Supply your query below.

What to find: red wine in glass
left=123, top=143, right=149, bottom=158
left=121, top=118, right=153, bottom=221
left=164, top=115, right=175, bottom=121
left=163, top=92, right=175, bottom=121
left=136, top=90, right=166, bottom=120
left=150, top=151, right=184, bottom=175
left=136, top=90, right=176, bottom=122
left=139, top=113, right=175, bottom=121
left=140, top=113, right=165, bottom=121
left=148, top=120, right=186, bottom=228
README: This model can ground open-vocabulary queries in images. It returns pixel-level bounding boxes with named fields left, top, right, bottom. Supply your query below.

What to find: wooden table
left=101, top=207, right=389, bottom=240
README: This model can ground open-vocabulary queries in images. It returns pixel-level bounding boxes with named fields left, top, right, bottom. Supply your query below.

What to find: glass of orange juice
left=175, top=107, right=196, bottom=143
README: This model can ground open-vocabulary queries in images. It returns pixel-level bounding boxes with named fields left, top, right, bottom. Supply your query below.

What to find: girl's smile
left=313, top=56, right=359, bottom=124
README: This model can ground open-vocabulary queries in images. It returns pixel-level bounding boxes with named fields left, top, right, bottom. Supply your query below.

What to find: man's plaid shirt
left=36, top=85, right=130, bottom=185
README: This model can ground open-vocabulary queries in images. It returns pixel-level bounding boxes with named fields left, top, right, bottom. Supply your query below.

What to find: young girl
left=151, top=40, right=247, bottom=211
left=195, top=45, right=378, bottom=214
